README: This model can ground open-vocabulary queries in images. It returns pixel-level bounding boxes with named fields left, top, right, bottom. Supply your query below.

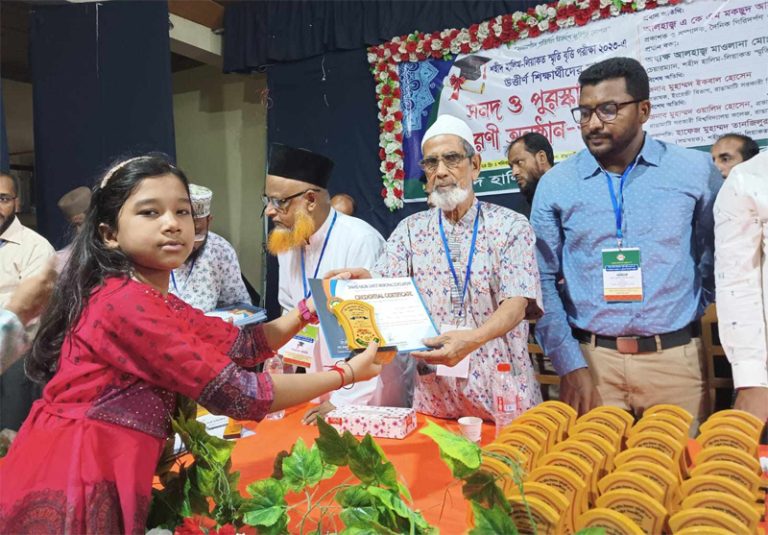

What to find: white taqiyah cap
left=421, top=114, right=474, bottom=150
left=189, top=183, right=213, bottom=218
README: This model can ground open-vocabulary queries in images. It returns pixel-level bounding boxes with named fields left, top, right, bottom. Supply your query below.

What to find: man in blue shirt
left=531, top=57, right=722, bottom=430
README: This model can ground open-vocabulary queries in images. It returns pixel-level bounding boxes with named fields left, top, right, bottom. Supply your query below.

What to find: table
left=234, top=403, right=490, bottom=534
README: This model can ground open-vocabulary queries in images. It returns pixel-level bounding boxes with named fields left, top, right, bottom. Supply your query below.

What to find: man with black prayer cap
left=264, top=143, right=412, bottom=422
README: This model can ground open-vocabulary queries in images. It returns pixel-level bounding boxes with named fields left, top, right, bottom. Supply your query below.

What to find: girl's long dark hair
left=26, top=154, right=191, bottom=384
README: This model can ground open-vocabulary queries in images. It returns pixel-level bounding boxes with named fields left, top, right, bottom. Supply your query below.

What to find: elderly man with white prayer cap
left=169, top=183, right=252, bottom=312
left=328, top=115, right=543, bottom=420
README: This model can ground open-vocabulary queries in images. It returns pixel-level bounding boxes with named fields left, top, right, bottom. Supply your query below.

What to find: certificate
left=309, top=277, right=439, bottom=360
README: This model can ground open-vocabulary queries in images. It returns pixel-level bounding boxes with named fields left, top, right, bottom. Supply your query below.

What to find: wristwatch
left=298, top=298, right=319, bottom=324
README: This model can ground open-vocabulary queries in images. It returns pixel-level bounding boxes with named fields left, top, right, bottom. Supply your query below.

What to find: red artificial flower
left=441, top=37, right=452, bottom=49
left=549, top=20, right=559, bottom=32
left=385, top=160, right=396, bottom=172
left=395, top=133, right=403, bottom=142
left=469, top=23, right=479, bottom=38
left=647, top=0, right=658, bottom=7
left=383, top=120, right=395, bottom=133
left=381, top=84, right=392, bottom=96
left=621, top=3, right=632, bottom=13
left=590, top=0, right=600, bottom=9
left=528, top=25, right=541, bottom=38
left=379, top=148, right=386, bottom=160
left=422, top=39, right=432, bottom=52
left=383, top=96, right=393, bottom=108
left=392, top=87, right=401, bottom=98
left=213, top=526, right=237, bottom=535
left=575, top=9, right=591, bottom=25
left=377, top=62, right=387, bottom=72
left=393, top=110, right=403, bottom=121
left=394, top=169, right=405, bottom=180
left=527, top=7, right=536, bottom=15
left=460, top=42, right=471, bottom=54
left=482, top=35, right=496, bottom=49
left=600, top=6, right=611, bottom=18
left=516, top=19, right=527, bottom=30
left=389, top=70, right=399, bottom=82
left=175, top=516, right=215, bottom=535
left=394, top=149, right=403, bottom=157
left=450, top=29, right=460, bottom=39
left=405, top=40, right=418, bottom=53
left=394, top=188, right=403, bottom=199
left=375, top=47, right=385, bottom=58
left=381, top=187, right=388, bottom=198
left=508, top=29, right=520, bottom=42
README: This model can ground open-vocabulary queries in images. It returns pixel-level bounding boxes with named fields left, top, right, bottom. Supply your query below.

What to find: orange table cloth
left=234, top=403, right=489, bottom=534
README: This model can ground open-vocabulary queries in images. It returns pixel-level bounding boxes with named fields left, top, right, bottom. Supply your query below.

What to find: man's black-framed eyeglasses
left=418, top=152, right=470, bottom=173
left=262, top=188, right=320, bottom=213
left=570, top=99, right=643, bottom=124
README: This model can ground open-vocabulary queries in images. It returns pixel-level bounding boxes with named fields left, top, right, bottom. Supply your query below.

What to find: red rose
left=394, top=187, right=403, bottom=199
left=575, top=9, right=591, bottom=25
left=383, top=96, right=393, bottom=107
left=647, top=0, right=658, bottom=7
left=590, top=0, right=600, bottom=9
left=516, top=19, right=527, bottom=30
left=381, top=84, right=391, bottom=96
left=508, top=29, right=519, bottom=42
left=383, top=120, right=395, bottom=133
left=393, top=87, right=401, bottom=98
left=379, top=148, right=386, bottom=160
left=214, top=526, right=236, bottom=535
left=621, top=3, right=632, bottom=13
left=442, top=37, right=452, bottom=49
left=395, top=133, right=403, bottom=142
left=389, top=70, right=399, bottom=82
left=482, top=36, right=496, bottom=49
left=469, top=23, right=479, bottom=38
left=394, top=169, right=405, bottom=180
left=405, top=40, right=418, bottom=53
left=450, top=29, right=460, bottom=39
left=393, top=110, right=403, bottom=121
left=549, top=20, right=559, bottom=32
left=600, top=6, right=611, bottom=18
left=528, top=25, right=541, bottom=38
left=377, top=62, right=387, bottom=72
left=395, top=149, right=403, bottom=157
left=375, top=47, right=385, bottom=58
left=385, top=160, right=396, bottom=172
left=381, top=187, right=388, bottom=198
left=527, top=7, right=536, bottom=15
left=460, top=42, right=470, bottom=54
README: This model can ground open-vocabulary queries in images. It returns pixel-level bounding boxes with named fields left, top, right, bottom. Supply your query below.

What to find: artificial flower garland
left=367, top=0, right=679, bottom=210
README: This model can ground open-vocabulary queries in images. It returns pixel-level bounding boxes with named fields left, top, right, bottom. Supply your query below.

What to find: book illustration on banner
left=309, top=277, right=439, bottom=363
left=205, top=303, right=267, bottom=327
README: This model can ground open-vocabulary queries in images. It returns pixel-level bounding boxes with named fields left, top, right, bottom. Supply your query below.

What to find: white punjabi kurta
left=371, top=202, right=543, bottom=420
left=169, top=231, right=252, bottom=313
left=714, top=151, right=768, bottom=390
left=277, top=209, right=412, bottom=407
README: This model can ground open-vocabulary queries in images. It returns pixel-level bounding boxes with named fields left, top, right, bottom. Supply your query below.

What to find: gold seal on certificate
left=329, top=297, right=396, bottom=364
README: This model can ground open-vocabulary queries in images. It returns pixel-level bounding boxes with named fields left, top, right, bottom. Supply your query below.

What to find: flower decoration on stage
left=368, top=0, right=676, bottom=210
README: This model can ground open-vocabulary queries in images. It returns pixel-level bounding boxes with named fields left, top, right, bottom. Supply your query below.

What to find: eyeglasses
left=262, top=188, right=320, bottom=213
left=0, top=195, right=17, bottom=205
left=571, top=100, right=643, bottom=124
left=419, top=152, right=470, bottom=173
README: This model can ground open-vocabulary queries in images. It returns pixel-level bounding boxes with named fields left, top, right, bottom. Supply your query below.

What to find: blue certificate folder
left=206, top=303, right=267, bottom=327
left=309, top=277, right=439, bottom=360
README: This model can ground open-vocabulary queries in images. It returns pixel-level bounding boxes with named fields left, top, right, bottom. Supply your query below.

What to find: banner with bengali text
left=399, top=0, right=768, bottom=202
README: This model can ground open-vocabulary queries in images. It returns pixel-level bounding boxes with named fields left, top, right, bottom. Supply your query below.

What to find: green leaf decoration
left=341, top=524, right=400, bottom=535
left=366, top=487, right=430, bottom=531
left=348, top=434, right=398, bottom=490
left=419, top=420, right=481, bottom=479
left=462, top=471, right=510, bottom=512
left=469, top=503, right=519, bottom=535
left=316, top=417, right=352, bottom=466
left=281, top=438, right=326, bottom=492
left=241, top=478, right=288, bottom=530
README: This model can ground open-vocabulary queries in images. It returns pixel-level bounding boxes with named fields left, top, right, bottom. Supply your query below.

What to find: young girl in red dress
left=0, top=155, right=381, bottom=534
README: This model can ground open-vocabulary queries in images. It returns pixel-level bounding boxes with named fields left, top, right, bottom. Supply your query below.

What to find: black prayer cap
left=267, top=142, right=334, bottom=189
left=453, top=55, right=491, bottom=81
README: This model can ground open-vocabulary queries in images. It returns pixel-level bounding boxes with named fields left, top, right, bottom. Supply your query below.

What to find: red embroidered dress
left=0, top=277, right=275, bottom=534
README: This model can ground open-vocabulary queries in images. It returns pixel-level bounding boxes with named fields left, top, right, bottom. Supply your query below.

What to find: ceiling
left=1, top=0, right=227, bottom=84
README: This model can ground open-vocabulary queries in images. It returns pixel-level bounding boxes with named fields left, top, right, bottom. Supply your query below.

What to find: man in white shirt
left=0, top=172, right=55, bottom=431
left=265, top=143, right=410, bottom=421
left=169, top=184, right=252, bottom=312
left=714, top=150, right=768, bottom=424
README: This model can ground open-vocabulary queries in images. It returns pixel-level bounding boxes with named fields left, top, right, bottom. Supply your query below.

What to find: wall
left=2, top=78, right=34, bottom=155
left=172, top=65, right=267, bottom=296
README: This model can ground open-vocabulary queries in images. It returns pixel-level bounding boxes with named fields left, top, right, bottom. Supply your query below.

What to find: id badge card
left=602, top=248, right=643, bottom=302
left=436, top=323, right=471, bottom=379
left=279, top=324, right=319, bottom=368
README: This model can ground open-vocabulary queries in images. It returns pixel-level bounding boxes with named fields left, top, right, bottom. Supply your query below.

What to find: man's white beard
left=429, top=185, right=470, bottom=211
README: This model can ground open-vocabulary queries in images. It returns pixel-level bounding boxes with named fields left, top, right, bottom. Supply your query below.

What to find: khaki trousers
left=580, top=337, right=708, bottom=435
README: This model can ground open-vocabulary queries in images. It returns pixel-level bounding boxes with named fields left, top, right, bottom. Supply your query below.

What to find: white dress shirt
left=278, top=208, right=411, bottom=406
left=0, top=217, right=55, bottom=307
left=714, top=151, right=768, bottom=389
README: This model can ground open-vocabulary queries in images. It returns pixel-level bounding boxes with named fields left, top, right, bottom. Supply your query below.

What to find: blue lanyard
left=603, top=161, right=636, bottom=248
left=438, top=203, right=481, bottom=318
left=301, top=211, right=338, bottom=299
left=171, top=258, right=196, bottom=293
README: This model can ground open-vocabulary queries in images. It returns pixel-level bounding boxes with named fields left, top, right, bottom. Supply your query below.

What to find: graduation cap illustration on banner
left=448, top=55, right=491, bottom=100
